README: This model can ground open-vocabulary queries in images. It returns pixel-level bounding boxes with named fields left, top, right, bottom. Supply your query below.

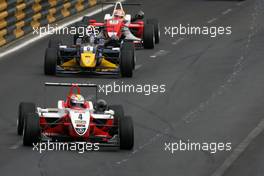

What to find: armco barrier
left=0, top=0, right=99, bottom=47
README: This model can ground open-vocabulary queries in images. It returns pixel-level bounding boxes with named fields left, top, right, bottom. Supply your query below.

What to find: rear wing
left=102, top=2, right=142, bottom=6
left=101, top=1, right=142, bottom=16
left=45, top=82, right=97, bottom=88
left=44, top=82, right=99, bottom=103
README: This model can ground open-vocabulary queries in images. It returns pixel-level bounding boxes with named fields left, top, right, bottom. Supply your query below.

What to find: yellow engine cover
left=80, top=52, right=96, bottom=68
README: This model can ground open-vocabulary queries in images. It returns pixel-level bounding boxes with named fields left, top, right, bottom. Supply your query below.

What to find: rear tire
left=147, top=18, right=160, bottom=44
left=23, top=113, right=40, bottom=146
left=143, top=24, right=155, bottom=49
left=17, top=102, right=36, bottom=135
left=119, top=116, right=134, bottom=150
left=120, top=41, right=135, bottom=77
left=44, top=48, right=57, bottom=75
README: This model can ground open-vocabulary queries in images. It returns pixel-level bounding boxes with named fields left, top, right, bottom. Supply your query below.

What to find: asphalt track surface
left=1, top=0, right=264, bottom=175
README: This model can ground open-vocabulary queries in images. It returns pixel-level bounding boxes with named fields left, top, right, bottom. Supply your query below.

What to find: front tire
left=44, top=48, right=57, bottom=75
left=120, top=41, right=135, bottom=77
left=48, top=38, right=61, bottom=48
left=109, top=105, right=124, bottom=136
left=17, top=102, right=36, bottom=135
left=23, top=113, right=40, bottom=146
left=109, top=105, right=124, bottom=126
left=119, top=116, right=134, bottom=150
left=143, top=24, right=155, bottom=49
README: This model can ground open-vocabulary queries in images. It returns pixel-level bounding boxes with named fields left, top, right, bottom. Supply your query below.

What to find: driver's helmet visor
left=70, top=100, right=85, bottom=108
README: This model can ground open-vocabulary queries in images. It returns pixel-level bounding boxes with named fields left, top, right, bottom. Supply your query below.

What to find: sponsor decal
left=75, top=120, right=86, bottom=125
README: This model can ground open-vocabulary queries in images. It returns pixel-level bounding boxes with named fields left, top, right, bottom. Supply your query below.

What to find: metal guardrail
left=0, top=0, right=99, bottom=47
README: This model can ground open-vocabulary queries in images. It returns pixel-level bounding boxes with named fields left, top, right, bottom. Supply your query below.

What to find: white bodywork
left=104, top=14, right=111, bottom=20
left=124, top=15, right=131, bottom=23
left=37, top=100, right=114, bottom=136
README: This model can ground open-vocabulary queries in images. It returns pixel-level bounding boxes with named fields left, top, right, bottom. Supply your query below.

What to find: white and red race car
left=75, top=1, right=160, bottom=49
left=17, top=82, right=134, bottom=150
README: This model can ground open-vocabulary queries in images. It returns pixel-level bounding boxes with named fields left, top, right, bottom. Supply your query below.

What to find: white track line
left=222, top=9, right=232, bottom=15
left=172, top=37, right=184, bottom=45
left=207, top=18, right=217, bottom=24
left=150, top=50, right=169, bottom=58
left=211, top=118, right=264, bottom=176
left=237, top=1, right=246, bottom=6
left=9, top=140, right=22, bottom=149
left=135, top=64, right=142, bottom=70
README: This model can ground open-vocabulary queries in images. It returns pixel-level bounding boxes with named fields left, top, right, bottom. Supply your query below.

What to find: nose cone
left=69, top=110, right=90, bottom=136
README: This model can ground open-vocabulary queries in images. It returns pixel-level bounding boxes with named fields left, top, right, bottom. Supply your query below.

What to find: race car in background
left=17, top=82, right=134, bottom=150
left=75, top=1, right=160, bottom=49
left=44, top=33, right=135, bottom=77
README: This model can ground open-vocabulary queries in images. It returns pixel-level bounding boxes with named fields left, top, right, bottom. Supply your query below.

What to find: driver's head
left=113, top=9, right=125, bottom=18
left=69, top=94, right=85, bottom=108
left=89, top=34, right=95, bottom=44
left=136, top=10, right=144, bottom=19
left=96, top=99, right=108, bottom=112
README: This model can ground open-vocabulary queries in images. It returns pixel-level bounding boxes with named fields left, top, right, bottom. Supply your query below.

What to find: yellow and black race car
left=44, top=36, right=135, bottom=77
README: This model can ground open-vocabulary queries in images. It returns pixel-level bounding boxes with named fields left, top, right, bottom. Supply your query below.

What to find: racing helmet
left=96, top=99, right=108, bottom=112
left=89, top=34, right=95, bottom=44
left=69, top=94, right=85, bottom=108
left=113, top=9, right=125, bottom=18
left=136, top=10, right=144, bottom=19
